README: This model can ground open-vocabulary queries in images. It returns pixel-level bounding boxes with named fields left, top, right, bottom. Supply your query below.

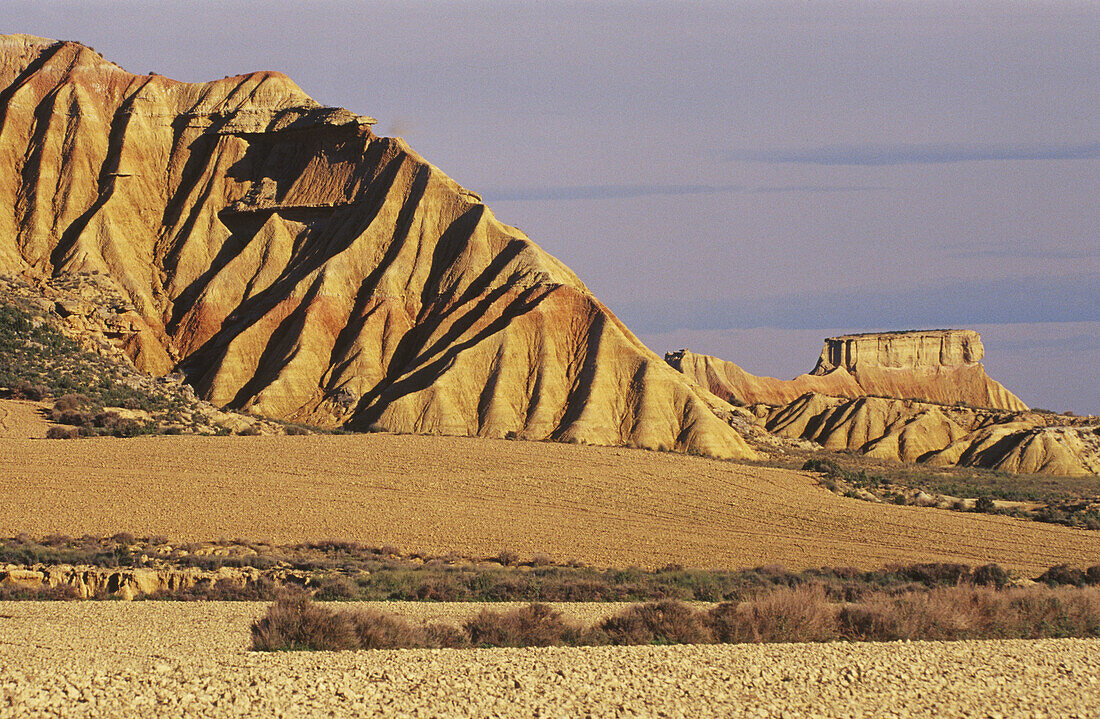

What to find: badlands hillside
left=668, top=330, right=1025, bottom=410
left=0, top=35, right=1097, bottom=477
left=0, top=34, right=749, bottom=459
left=669, top=332, right=1100, bottom=476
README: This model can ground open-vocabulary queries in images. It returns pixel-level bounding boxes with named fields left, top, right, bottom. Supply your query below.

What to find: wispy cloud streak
left=482, top=183, right=879, bottom=202
left=726, top=142, right=1100, bottom=166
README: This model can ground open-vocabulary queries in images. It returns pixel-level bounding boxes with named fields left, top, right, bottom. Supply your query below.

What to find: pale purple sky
left=7, top=1, right=1099, bottom=412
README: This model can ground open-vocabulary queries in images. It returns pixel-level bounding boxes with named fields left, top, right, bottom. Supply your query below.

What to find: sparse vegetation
left=0, top=303, right=180, bottom=413
left=3, top=534, right=1098, bottom=602
left=793, top=453, right=1100, bottom=530
left=250, top=585, right=1100, bottom=651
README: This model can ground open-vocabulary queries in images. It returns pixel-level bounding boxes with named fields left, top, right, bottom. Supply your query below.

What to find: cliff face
left=0, top=35, right=755, bottom=459
left=666, top=349, right=864, bottom=406
left=811, top=330, right=1026, bottom=411
left=812, top=330, right=984, bottom=373
left=669, top=329, right=1027, bottom=411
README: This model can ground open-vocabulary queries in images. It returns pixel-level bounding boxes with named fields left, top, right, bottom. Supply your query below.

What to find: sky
left=7, top=1, right=1099, bottom=413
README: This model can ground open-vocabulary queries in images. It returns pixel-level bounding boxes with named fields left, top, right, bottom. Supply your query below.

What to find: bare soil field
left=0, top=399, right=48, bottom=439
left=2, top=417, right=1100, bottom=571
left=2, top=601, right=1098, bottom=718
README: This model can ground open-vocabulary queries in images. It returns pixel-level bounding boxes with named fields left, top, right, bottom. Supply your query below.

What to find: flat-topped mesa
left=0, top=35, right=757, bottom=460
left=812, top=329, right=984, bottom=374
left=667, top=329, right=1027, bottom=412
left=810, top=329, right=1026, bottom=411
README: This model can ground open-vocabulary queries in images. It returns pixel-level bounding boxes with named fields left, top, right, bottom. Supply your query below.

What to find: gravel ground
left=4, top=429, right=1100, bottom=572
left=2, top=602, right=1098, bottom=718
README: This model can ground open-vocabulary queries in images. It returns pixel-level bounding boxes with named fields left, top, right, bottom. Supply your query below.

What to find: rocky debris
left=2, top=602, right=1100, bottom=717
left=0, top=35, right=754, bottom=460
left=0, top=275, right=304, bottom=437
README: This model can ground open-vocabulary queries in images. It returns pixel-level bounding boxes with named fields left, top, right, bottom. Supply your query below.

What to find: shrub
left=1038, top=564, right=1086, bottom=587
left=250, top=594, right=358, bottom=651
left=598, top=600, right=711, bottom=645
left=53, top=394, right=90, bottom=413
left=972, top=564, right=1010, bottom=588
left=838, top=586, right=990, bottom=641
left=45, top=426, right=79, bottom=439
left=11, top=381, right=48, bottom=400
left=423, top=622, right=471, bottom=649
left=465, top=603, right=583, bottom=647
left=350, top=608, right=426, bottom=649
left=707, top=585, right=838, bottom=643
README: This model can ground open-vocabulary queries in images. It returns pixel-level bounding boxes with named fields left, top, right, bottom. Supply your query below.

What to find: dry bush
left=708, top=585, right=838, bottom=643
left=52, top=393, right=90, bottom=414
left=1038, top=564, right=1087, bottom=587
left=45, top=426, right=79, bottom=439
left=598, top=600, right=712, bottom=646
left=465, top=603, right=583, bottom=647
left=349, top=608, right=427, bottom=649
left=53, top=409, right=91, bottom=426
left=11, top=381, right=48, bottom=401
left=250, top=595, right=358, bottom=651
left=838, top=585, right=990, bottom=641
left=1001, top=586, right=1100, bottom=639
left=423, top=623, right=471, bottom=649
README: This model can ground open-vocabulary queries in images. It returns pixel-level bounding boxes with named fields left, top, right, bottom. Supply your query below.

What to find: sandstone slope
left=766, top=393, right=1100, bottom=476
left=0, top=34, right=751, bottom=458
left=669, top=330, right=1027, bottom=411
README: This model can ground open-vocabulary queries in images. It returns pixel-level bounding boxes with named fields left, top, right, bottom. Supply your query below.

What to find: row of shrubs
left=5, top=535, right=1099, bottom=601
left=252, top=583, right=1100, bottom=651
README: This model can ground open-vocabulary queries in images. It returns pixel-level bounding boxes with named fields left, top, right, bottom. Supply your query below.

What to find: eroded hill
left=669, top=331, right=1098, bottom=476
left=668, top=330, right=1026, bottom=411
left=0, top=34, right=751, bottom=458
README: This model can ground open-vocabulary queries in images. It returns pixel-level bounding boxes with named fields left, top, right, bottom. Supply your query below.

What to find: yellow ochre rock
left=0, top=35, right=755, bottom=459
left=669, top=329, right=1027, bottom=411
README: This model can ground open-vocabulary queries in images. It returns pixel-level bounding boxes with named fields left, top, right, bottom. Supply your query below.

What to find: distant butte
left=667, top=329, right=1026, bottom=411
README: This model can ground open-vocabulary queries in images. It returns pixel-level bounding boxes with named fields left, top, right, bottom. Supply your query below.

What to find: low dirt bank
left=3, top=433, right=1100, bottom=571
left=1, top=601, right=1097, bottom=718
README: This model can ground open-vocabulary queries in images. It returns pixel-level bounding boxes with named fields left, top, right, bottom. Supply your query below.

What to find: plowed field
left=2, top=602, right=1098, bottom=718
left=2, top=408, right=1099, bottom=571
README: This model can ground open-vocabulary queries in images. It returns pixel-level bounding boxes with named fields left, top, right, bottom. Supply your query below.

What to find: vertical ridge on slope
left=0, top=35, right=755, bottom=459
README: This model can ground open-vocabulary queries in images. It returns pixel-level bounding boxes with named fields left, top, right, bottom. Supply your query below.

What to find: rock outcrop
left=0, top=35, right=754, bottom=458
left=811, top=330, right=1027, bottom=411
left=666, top=349, right=864, bottom=406
left=0, top=563, right=305, bottom=600
left=668, top=330, right=1027, bottom=411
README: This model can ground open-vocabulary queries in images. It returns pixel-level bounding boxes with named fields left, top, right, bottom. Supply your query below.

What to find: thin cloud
left=946, top=246, right=1100, bottom=261
left=482, top=183, right=877, bottom=202
left=726, top=142, right=1100, bottom=166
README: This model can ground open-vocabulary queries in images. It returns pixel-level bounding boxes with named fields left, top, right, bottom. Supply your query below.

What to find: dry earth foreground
left=2, top=602, right=1099, bottom=718
left=3, top=432, right=1100, bottom=573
